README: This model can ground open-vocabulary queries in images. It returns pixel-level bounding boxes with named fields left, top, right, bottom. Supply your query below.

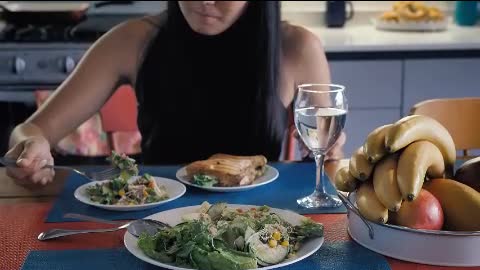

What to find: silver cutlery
left=0, top=157, right=120, bottom=181
left=63, top=213, right=171, bottom=231
left=38, top=217, right=171, bottom=241
left=63, top=213, right=124, bottom=225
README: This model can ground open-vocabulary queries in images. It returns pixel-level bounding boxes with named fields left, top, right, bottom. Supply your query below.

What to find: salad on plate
left=137, top=202, right=323, bottom=269
left=86, top=151, right=169, bottom=205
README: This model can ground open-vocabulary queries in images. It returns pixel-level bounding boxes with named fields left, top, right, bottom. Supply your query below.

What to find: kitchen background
left=0, top=1, right=479, bottom=162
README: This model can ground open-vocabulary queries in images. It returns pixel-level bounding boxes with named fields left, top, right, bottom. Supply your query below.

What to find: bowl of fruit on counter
left=373, top=1, right=448, bottom=32
left=335, top=115, right=480, bottom=267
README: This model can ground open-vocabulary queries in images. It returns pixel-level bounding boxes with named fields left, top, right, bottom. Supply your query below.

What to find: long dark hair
left=136, top=1, right=286, bottom=162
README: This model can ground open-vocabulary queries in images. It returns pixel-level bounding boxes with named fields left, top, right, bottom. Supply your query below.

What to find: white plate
left=124, top=204, right=324, bottom=270
left=74, top=176, right=186, bottom=211
left=175, top=165, right=279, bottom=192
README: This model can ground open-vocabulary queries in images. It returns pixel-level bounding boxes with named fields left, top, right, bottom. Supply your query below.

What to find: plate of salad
left=124, top=202, right=324, bottom=269
left=74, top=151, right=186, bottom=211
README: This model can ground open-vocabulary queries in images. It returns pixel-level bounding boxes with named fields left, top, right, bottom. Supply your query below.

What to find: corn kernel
left=120, top=171, right=129, bottom=179
left=281, top=240, right=289, bottom=247
left=272, top=231, right=281, bottom=241
left=143, top=190, right=149, bottom=197
left=118, top=189, right=125, bottom=196
left=268, top=239, right=277, bottom=248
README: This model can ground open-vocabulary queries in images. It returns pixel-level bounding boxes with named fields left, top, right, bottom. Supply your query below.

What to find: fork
left=63, top=213, right=171, bottom=228
left=0, top=157, right=121, bottom=181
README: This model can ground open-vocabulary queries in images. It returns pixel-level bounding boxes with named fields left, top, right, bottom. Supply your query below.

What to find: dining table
left=0, top=160, right=475, bottom=270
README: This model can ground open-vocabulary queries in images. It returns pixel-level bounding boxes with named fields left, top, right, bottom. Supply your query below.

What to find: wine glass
left=294, top=84, right=348, bottom=208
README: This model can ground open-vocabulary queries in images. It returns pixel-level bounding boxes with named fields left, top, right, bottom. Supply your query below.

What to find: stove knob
left=13, top=57, right=26, bottom=74
left=64, top=56, right=76, bottom=74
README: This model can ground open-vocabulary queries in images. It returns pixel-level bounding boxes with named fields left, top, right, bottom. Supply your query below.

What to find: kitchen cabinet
left=329, top=60, right=402, bottom=156
left=403, top=58, right=480, bottom=115
left=343, top=109, right=400, bottom=157
left=330, top=57, right=480, bottom=157
left=330, top=60, right=403, bottom=109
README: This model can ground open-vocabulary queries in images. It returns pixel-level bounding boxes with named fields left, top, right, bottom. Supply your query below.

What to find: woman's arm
left=12, top=19, right=152, bottom=146
left=288, top=25, right=346, bottom=161
left=290, top=27, right=331, bottom=87
left=6, top=18, right=156, bottom=187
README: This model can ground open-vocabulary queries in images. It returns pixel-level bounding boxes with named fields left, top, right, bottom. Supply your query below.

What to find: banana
left=356, top=182, right=388, bottom=224
left=349, top=147, right=374, bottom=181
left=385, top=115, right=455, bottom=176
left=334, top=166, right=359, bottom=192
left=397, top=141, right=445, bottom=201
left=373, top=154, right=403, bottom=212
left=363, top=124, right=392, bottom=164
left=424, top=178, right=480, bottom=231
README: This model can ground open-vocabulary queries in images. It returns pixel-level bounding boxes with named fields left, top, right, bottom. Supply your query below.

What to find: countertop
left=309, top=22, right=480, bottom=53
left=1, top=7, right=479, bottom=54
left=283, top=5, right=480, bottom=53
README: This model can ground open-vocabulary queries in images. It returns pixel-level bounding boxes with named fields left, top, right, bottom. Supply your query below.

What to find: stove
left=1, top=24, right=78, bottom=42
left=0, top=14, right=136, bottom=92
left=0, top=14, right=142, bottom=156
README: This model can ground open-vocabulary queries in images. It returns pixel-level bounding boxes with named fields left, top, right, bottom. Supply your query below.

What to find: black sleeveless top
left=135, top=11, right=287, bottom=165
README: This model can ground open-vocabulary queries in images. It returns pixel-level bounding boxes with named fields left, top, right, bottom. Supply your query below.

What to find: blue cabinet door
left=403, top=58, right=480, bottom=115
left=329, top=60, right=403, bottom=109
left=329, top=60, right=403, bottom=157
left=343, top=109, right=401, bottom=157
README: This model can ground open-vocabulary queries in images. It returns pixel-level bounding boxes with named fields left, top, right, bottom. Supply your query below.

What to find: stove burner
left=0, top=24, right=78, bottom=42
left=0, top=15, right=136, bottom=43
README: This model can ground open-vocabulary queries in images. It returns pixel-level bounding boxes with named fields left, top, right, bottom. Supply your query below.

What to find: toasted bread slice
left=209, top=153, right=267, bottom=176
left=185, top=158, right=256, bottom=187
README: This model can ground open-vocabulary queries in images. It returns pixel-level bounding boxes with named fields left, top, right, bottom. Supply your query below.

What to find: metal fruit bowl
left=338, top=192, right=480, bottom=267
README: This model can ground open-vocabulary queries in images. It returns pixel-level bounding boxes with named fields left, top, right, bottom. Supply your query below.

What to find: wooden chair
left=410, top=97, right=480, bottom=159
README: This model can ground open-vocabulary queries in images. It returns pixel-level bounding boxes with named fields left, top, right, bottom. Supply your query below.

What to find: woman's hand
left=5, top=136, right=55, bottom=188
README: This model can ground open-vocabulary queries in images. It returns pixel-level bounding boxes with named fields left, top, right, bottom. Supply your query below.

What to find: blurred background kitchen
left=0, top=1, right=479, bottom=163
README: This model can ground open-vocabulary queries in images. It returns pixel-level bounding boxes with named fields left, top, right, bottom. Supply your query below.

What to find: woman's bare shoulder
left=281, top=22, right=329, bottom=84
left=87, top=14, right=163, bottom=81
left=105, top=15, right=162, bottom=45
left=281, top=22, right=325, bottom=65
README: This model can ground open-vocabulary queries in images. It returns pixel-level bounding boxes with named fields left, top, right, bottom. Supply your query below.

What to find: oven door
left=0, top=46, right=86, bottom=153
left=0, top=85, right=41, bottom=155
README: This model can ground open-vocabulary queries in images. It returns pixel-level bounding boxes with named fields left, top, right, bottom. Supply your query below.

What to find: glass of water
left=294, top=84, right=348, bottom=209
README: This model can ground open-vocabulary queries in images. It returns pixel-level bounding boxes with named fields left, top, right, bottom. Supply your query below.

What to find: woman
left=6, top=1, right=345, bottom=187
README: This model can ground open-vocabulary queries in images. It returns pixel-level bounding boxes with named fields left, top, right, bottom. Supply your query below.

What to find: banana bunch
left=335, top=115, right=455, bottom=224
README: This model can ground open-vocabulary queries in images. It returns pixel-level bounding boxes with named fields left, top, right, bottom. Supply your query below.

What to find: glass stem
left=314, top=153, right=326, bottom=194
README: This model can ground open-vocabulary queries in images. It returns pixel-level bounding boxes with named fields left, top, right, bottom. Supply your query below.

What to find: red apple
left=390, top=189, right=444, bottom=230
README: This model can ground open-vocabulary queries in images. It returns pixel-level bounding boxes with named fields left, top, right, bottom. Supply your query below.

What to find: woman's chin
left=189, top=19, right=230, bottom=36
left=192, top=26, right=225, bottom=36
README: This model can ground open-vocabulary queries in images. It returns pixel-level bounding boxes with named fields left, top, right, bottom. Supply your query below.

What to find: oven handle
left=0, top=89, right=36, bottom=103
